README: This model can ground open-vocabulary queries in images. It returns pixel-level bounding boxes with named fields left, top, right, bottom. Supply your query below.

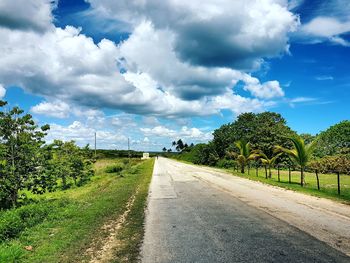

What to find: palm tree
left=275, top=136, right=315, bottom=187
left=255, top=150, right=282, bottom=178
left=234, top=140, right=258, bottom=173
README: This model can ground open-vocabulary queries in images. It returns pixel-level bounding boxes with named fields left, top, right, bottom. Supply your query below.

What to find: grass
left=221, top=166, right=350, bottom=203
left=0, top=157, right=154, bottom=263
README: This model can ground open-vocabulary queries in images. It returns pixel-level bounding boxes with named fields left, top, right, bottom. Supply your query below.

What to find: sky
left=0, top=0, right=349, bottom=151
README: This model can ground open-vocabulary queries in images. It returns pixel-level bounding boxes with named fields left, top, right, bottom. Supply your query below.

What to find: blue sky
left=0, top=0, right=349, bottom=150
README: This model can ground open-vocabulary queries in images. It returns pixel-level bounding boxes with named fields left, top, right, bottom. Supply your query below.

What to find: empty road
left=140, top=158, right=350, bottom=263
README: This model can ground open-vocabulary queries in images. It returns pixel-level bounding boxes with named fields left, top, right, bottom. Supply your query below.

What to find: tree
left=162, top=147, right=167, bottom=152
left=176, top=139, right=185, bottom=152
left=45, top=140, right=94, bottom=189
left=313, top=121, right=350, bottom=158
left=167, top=148, right=172, bottom=153
left=255, top=150, right=282, bottom=178
left=234, top=140, right=258, bottom=173
left=212, top=112, right=296, bottom=158
left=0, top=101, right=50, bottom=207
left=275, top=136, right=316, bottom=186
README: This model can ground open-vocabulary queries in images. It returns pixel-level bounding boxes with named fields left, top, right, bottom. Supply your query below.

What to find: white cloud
left=0, top=84, right=6, bottom=99
left=88, top=0, right=299, bottom=70
left=31, top=101, right=71, bottom=118
left=302, top=17, right=350, bottom=37
left=0, top=0, right=293, bottom=126
left=315, top=75, right=334, bottom=81
left=46, top=121, right=128, bottom=148
left=243, top=77, right=285, bottom=99
left=0, top=0, right=55, bottom=32
left=140, top=125, right=212, bottom=143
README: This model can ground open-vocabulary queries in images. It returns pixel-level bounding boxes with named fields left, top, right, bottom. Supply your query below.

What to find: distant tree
left=299, top=133, right=316, bottom=145
left=176, top=139, right=185, bottom=151
left=212, top=112, right=296, bottom=158
left=275, top=136, right=316, bottom=186
left=167, top=148, right=172, bottom=153
left=162, top=147, right=167, bottom=152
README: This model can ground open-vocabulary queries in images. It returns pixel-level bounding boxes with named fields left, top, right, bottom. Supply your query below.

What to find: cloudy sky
left=0, top=0, right=349, bottom=151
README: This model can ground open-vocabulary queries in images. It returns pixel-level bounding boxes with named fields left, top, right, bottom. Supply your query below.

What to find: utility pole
left=128, top=137, right=130, bottom=160
left=94, top=132, right=97, bottom=158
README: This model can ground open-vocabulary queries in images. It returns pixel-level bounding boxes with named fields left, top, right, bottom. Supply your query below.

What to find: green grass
left=0, top=158, right=154, bottom=263
left=221, top=166, right=350, bottom=203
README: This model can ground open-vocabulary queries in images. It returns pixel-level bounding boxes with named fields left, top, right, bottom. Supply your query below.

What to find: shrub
left=216, top=159, right=237, bottom=169
left=105, top=164, right=124, bottom=174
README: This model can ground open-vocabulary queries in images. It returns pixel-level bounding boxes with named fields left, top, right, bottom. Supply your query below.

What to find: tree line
left=171, top=112, right=350, bottom=186
left=0, top=101, right=94, bottom=209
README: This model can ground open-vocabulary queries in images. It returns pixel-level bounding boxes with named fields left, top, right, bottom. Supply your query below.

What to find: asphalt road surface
left=140, top=158, right=350, bottom=263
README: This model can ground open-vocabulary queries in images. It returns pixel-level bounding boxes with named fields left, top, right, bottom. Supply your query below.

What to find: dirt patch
left=84, top=189, right=139, bottom=263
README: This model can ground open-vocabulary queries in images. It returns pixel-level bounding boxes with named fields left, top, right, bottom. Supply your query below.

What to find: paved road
left=140, top=158, right=350, bottom=263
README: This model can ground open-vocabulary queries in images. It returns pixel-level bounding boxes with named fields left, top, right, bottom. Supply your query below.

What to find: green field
left=224, top=166, right=350, bottom=203
left=0, top=158, right=154, bottom=263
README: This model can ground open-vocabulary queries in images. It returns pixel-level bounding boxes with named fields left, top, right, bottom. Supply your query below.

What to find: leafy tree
left=234, top=140, right=258, bottom=173
left=0, top=101, right=50, bottom=207
left=45, top=140, right=94, bottom=189
left=212, top=112, right=296, bottom=158
left=313, top=121, right=350, bottom=158
left=162, top=147, right=167, bottom=152
left=275, top=136, right=316, bottom=186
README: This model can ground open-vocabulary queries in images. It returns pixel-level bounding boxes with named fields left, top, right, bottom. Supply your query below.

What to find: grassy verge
left=0, top=158, right=154, bottom=263
left=172, top=158, right=350, bottom=204
left=222, top=167, right=350, bottom=203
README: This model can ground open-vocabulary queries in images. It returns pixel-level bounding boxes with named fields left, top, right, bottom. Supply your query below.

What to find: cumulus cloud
left=88, top=0, right=299, bottom=70
left=46, top=121, right=128, bottom=148
left=0, top=0, right=293, bottom=123
left=0, top=84, right=6, bottom=99
left=300, top=17, right=350, bottom=46
left=140, top=125, right=212, bottom=143
left=31, top=100, right=71, bottom=118
left=0, top=0, right=55, bottom=32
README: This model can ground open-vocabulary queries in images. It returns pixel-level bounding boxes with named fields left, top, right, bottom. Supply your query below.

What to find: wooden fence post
left=248, top=164, right=250, bottom=175
left=315, top=169, right=320, bottom=190
left=337, top=171, right=340, bottom=195
left=288, top=166, right=291, bottom=184
left=256, top=165, right=258, bottom=177
left=264, top=166, right=268, bottom=179
left=277, top=165, right=280, bottom=182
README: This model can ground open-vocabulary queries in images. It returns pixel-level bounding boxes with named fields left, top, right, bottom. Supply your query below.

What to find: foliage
left=254, top=150, right=282, bottom=178
left=275, top=135, right=316, bottom=186
left=233, top=140, right=259, bottom=173
left=105, top=164, right=124, bottom=174
left=313, top=121, right=350, bottom=158
left=212, top=112, right=296, bottom=158
left=309, top=155, right=350, bottom=175
left=0, top=101, right=95, bottom=209
left=216, top=159, right=237, bottom=169
left=44, top=140, right=94, bottom=190
left=0, top=101, right=50, bottom=208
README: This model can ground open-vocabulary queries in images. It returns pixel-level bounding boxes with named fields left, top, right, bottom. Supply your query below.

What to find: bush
left=0, top=199, right=70, bottom=241
left=216, top=159, right=237, bottom=169
left=105, top=164, right=124, bottom=174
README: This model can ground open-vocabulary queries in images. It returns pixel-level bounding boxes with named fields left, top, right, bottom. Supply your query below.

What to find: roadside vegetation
left=0, top=157, right=154, bottom=262
left=164, top=112, right=350, bottom=202
left=0, top=101, right=155, bottom=262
